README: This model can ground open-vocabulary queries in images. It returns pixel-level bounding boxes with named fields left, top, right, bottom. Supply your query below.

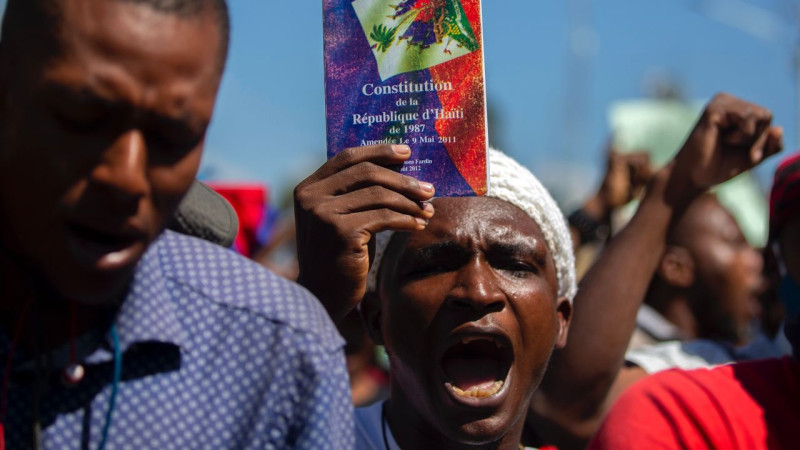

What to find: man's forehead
left=3, top=0, right=223, bottom=72
left=432, top=196, right=544, bottom=236
left=60, top=0, right=220, bottom=62
left=398, top=197, right=549, bottom=256
left=24, top=0, right=224, bottom=110
left=675, top=195, right=736, bottom=241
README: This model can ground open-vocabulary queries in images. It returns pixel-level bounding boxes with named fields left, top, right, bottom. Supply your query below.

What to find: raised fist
left=672, top=93, right=783, bottom=196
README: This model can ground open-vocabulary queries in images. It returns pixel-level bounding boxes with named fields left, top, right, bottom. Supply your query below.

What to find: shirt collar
left=112, top=233, right=189, bottom=353
left=637, top=304, right=686, bottom=341
left=0, top=233, right=188, bottom=368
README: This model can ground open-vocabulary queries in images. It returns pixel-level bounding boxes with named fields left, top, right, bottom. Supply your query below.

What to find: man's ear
left=554, top=296, right=572, bottom=348
left=359, top=291, right=385, bottom=346
left=658, top=246, right=695, bottom=288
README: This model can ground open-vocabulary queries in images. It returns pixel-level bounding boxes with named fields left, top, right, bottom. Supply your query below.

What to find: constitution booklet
left=323, top=0, right=488, bottom=197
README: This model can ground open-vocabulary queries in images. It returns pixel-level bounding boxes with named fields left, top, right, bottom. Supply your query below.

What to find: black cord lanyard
left=380, top=401, right=392, bottom=450
left=380, top=401, right=527, bottom=450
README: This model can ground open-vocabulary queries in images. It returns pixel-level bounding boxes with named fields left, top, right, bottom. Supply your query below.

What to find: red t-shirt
left=589, top=357, right=800, bottom=449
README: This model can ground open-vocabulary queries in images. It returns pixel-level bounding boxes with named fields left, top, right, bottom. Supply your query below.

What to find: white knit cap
left=366, top=148, right=577, bottom=302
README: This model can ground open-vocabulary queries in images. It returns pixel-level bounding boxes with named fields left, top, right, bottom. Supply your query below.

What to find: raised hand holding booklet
left=323, top=0, right=488, bottom=197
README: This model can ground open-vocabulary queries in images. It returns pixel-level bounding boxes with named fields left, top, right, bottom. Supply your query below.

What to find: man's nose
left=445, top=258, right=506, bottom=313
left=90, top=129, right=149, bottom=202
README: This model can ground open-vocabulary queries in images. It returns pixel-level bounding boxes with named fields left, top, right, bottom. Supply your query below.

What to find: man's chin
left=430, top=394, right=517, bottom=447
left=429, top=376, right=519, bottom=444
left=442, top=415, right=513, bottom=447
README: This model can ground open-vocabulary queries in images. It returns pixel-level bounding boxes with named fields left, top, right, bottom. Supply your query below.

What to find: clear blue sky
left=1, top=1, right=796, bottom=206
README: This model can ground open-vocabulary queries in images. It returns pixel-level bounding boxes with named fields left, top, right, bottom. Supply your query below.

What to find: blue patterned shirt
left=2, top=230, right=354, bottom=449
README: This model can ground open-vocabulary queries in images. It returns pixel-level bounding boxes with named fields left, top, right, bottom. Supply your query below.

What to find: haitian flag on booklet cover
left=324, top=0, right=488, bottom=197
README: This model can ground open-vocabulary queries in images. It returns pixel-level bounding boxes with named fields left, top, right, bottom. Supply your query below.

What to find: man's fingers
left=626, top=152, right=650, bottom=168
left=748, top=126, right=772, bottom=165
left=705, top=94, right=776, bottom=162
left=346, top=209, right=430, bottom=236
left=718, top=100, right=772, bottom=148
left=749, top=126, right=784, bottom=165
left=726, top=107, right=759, bottom=139
left=308, top=144, right=411, bottom=182
left=312, top=161, right=435, bottom=201
left=335, top=186, right=435, bottom=218
left=706, top=93, right=770, bottom=130
left=765, top=126, right=784, bottom=159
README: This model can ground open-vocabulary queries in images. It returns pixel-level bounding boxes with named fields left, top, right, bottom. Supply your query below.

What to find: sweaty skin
left=368, top=197, right=570, bottom=449
left=296, top=148, right=572, bottom=448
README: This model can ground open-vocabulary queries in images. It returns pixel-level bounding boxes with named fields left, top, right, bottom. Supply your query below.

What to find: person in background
left=568, top=146, right=763, bottom=353
left=620, top=192, right=788, bottom=376
left=589, top=150, right=800, bottom=450
left=568, top=147, right=651, bottom=257
left=0, top=0, right=352, bottom=448
left=525, top=94, right=782, bottom=449
left=643, top=193, right=763, bottom=347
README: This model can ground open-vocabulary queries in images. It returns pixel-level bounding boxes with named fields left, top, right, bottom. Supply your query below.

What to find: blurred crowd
left=0, top=0, right=798, bottom=449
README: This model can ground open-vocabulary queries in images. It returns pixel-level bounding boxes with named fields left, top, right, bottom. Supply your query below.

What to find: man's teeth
left=449, top=381, right=504, bottom=398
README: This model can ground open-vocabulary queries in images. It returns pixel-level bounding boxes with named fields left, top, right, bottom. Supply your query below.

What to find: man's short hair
left=1, top=0, right=230, bottom=70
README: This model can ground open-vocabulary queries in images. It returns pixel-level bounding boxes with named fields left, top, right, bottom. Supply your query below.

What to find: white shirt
left=626, top=329, right=792, bottom=373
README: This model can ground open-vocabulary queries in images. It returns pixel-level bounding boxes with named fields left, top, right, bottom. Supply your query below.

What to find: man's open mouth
left=441, top=335, right=513, bottom=399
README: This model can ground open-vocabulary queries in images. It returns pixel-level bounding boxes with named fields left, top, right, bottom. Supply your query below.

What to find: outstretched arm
left=529, top=94, right=784, bottom=448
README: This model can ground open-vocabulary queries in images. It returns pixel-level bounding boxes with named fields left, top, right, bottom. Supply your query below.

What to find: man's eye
left=53, top=109, right=106, bottom=132
left=146, top=129, right=202, bottom=158
left=405, top=262, right=452, bottom=279
left=722, top=234, right=748, bottom=249
left=496, top=260, right=537, bottom=278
